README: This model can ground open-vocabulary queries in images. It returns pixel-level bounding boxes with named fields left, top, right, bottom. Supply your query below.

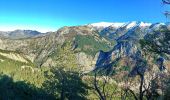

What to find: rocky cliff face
left=95, top=22, right=170, bottom=76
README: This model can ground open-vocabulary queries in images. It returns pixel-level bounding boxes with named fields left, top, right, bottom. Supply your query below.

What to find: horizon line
left=0, top=21, right=167, bottom=33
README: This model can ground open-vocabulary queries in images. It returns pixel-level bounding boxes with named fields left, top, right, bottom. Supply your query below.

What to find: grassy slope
left=0, top=50, right=47, bottom=88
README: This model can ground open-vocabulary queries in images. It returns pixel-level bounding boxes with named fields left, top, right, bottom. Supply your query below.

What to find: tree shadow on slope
left=0, top=74, right=55, bottom=100
left=43, top=68, right=89, bottom=100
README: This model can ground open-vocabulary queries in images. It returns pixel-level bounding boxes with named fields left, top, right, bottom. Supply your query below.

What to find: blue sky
left=0, top=0, right=168, bottom=32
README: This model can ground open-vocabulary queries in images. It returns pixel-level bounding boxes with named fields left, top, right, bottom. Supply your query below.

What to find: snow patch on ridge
left=122, top=21, right=152, bottom=29
left=139, top=22, right=152, bottom=27
left=126, top=21, right=137, bottom=29
left=89, top=21, right=152, bottom=29
left=90, top=22, right=125, bottom=28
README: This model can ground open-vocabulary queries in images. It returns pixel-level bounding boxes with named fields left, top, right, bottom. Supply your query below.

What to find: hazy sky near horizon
left=0, top=0, right=168, bottom=32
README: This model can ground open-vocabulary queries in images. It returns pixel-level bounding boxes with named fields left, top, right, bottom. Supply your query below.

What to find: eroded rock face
left=76, top=52, right=99, bottom=72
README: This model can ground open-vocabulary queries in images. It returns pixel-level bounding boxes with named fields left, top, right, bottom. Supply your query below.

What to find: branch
left=126, top=88, right=138, bottom=100
left=93, top=73, right=105, bottom=100
left=101, top=77, right=106, bottom=98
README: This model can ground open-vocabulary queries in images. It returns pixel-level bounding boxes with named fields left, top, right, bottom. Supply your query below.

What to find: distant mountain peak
left=139, top=22, right=152, bottom=27
left=0, top=29, right=44, bottom=39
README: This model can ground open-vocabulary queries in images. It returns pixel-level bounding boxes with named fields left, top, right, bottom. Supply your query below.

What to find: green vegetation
left=140, top=30, right=170, bottom=56
left=0, top=40, right=122, bottom=99
left=0, top=74, right=55, bottom=100
left=119, top=66, right=131, bottom=72
left=0, top=53, right=46, bottom=87
left=43, top=68, right=89, bottom=100
left=50, top=41, right=78, bottom=71
left=0, top=53, right=32, bottom=74
left=75, top=35, right=113, bottom=56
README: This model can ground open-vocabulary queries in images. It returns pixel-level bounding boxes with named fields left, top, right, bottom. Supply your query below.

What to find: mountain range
left=0, top=21, right=169, bottom=73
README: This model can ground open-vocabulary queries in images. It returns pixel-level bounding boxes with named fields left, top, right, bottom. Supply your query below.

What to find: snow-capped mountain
left=94, top=21, right=169, bottom=72
left=93, top=21, right=151, bottom=40
left=90, top=22, right=125, bottom=28
left=89, top=21, right=152, bottom=29
left=123, top=21, right=151, bottom=29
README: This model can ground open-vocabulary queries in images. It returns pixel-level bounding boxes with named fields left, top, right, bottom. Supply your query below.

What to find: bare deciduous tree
left=93, top=72, right=118, bottom=100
